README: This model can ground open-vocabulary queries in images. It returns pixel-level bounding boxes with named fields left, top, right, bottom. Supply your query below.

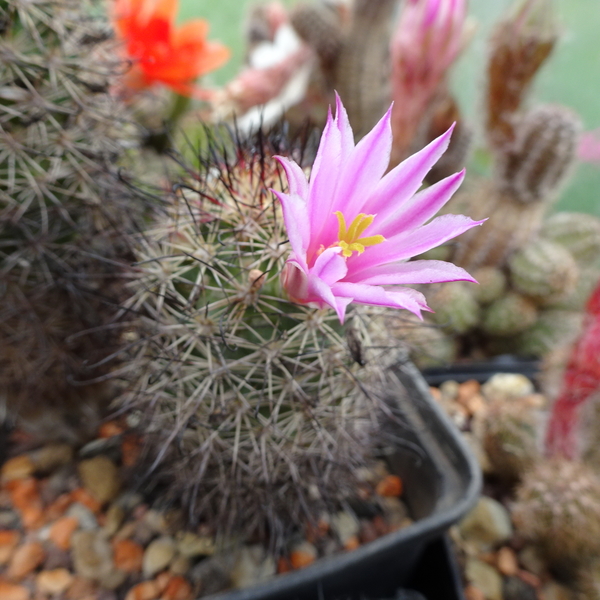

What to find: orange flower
left=112, top=0, right=230, bottom=97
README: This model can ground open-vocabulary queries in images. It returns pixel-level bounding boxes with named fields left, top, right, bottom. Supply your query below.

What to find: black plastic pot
left=422, top=354, right=541, bottom=386
left=207, top=359, right=481, bottom=600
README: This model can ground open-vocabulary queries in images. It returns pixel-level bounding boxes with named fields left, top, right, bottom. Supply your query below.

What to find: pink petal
left=307, top=107, right=343, bottom=257
left=335, top=92, right=354, bottom=158
left=348, top=259, right=477, bottom=285
left=363, top=125, right=455, bottom=219
left=378, top=169, right=465, bottom=237
left=331, top=282, right=430, bottom=317
left=275, top=156, right=308, bottom=198
left=309, top=275, right=353, bottom=322
left=311, top=247, right=347, bottom=285
left=330, top=105, right=393, bottom=223
left=349, top=213, right=485, bottom=270
left=272, top=190, right=310, bottom=269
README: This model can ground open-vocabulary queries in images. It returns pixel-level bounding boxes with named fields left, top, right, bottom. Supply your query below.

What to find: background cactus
left=508, top=238, right=579, bottom=305
left=512, top=459, right=600, bottom=573
left=120, top=130, right=398, bottom=546
left=0, top=0, right=145, bottom=438
left=481, top=292, right=538, bottom=338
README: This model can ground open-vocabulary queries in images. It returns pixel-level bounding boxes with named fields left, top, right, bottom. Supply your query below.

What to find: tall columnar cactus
left=0, top=0, right=144, bottom=437
left=486, top=0, right=557, bottom=149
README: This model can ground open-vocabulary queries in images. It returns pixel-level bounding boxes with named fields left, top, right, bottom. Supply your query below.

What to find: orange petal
left=172, top=20, right=209, bottom=46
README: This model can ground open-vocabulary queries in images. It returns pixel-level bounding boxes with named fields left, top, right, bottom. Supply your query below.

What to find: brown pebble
left=161, top=575, right=193, bottom=600
left=0, top=530, right=21, bottom=565
left=0, top=579, right=31, bottom=600
left=36, top=568, right=74, bottom=595
left=113, top=538, right=144, bottom=573
left=464, top=584, right=485, bottom=600
left=77, top=456, right=120, bottom=505
left=1, top=456, right=35, bottom=482
left=125, top=580, right=161, bottom=600
left=7, top=541, right=46, bottom=580
left=457, top=380, right=480, bottom=406
left=49, top=516, right=79, bottom=551
left=358, top=520, right=378, bottom=544
left=375, top=475, right=403, bottom=497
left=496, top=546, right=518, bottom=577
left=429, top=387, right=442, bottom=401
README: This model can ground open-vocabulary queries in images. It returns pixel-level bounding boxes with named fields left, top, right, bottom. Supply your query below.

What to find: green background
left=178, top=0, right=600, bottom=216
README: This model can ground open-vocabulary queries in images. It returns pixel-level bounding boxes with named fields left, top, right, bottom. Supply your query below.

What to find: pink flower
left=272, top=94, right=484, bottom=324
left=578, top=129, right=600, bottom=164
left=390, top=0, right=471, bottom=161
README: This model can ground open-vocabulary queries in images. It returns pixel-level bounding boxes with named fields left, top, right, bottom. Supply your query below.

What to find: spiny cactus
left=542, top=212, right=600, bottom=265
left=513, top=459, right=600, bottom=572
left=508, top=238, right=579, bottom=305
left=486, top=0, right=558, bottom=149
left=121, top=129, right=396, bottom=547
left=481, top=396, right=542, bottom=481
left=481, top=292, right=538, bottom=337
left=470, top=267, right=507, bottom=306
left=427, top=282, right=480, bottom=335
left=0, top=0, right=144, bottom=437
left=495, top=105, right=581, bottom=204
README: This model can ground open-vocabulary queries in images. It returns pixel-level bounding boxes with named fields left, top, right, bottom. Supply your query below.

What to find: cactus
left=509, top=239, right=579, bottom=305
left=486, top=0, right=558, bottom=148
left=0, top=0, right=144, bottom=436
left=481, top=396, right=541, bottom=481
left=495, top=105, right=581, bottom=204
left=512, top=459, right=600, bottom=572
left=516, top=309, right=584, bottom=358
left=470, top=267, right=507, bottom=305
left=482, top=292, right=538, bottom=337
left=542, top=212, right=600, bottom=265
left=121, top=130, right=395, bottom=546
left=427, top=283, right=480, bottom=335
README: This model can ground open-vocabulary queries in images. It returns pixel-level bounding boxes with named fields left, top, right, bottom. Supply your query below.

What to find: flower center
left=334, top=211, right=386, bottom=258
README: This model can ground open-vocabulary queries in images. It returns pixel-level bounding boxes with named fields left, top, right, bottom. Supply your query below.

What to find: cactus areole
left=273, top=93, right=484, bottom=323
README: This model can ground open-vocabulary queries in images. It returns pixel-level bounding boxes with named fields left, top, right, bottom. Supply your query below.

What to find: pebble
left=7, top=541, right=46, bottom=580
left=440, top=380, right=460, bottom=400
left=113, top=538, right=144, bottom=573
left=375, top=475, right=403, bottom=497
left=65, top=575, right=97, bottom=599
left=0, top=530, right=21, bottom=565
left=29, top=444, right=73, bottom=474
left=378, top=496, right=411, bottom=529
left=463, top=584, right=485, bottom=600
left=143, top=536, right=176, bottom=577
left=0, top=580, right=30, bottom=600
left=459, top=497, right=512, bottom=549
left=71, top=530, right=114, bottom=581
left=496, top=546, right=518, bottom=576
left=103, top=504, right=125, bottom=537
left=517, top=545, right=547, bottom=577
left=541, top=581, right=575, bottom=600
left=481, top=374, right=534, bottom=400
left=230, top=545, right=276, bottom=589
left=169, top=553, right=191, bottom=576
left=79, top=437, right=122, bottom=461
left=78, top=456, right=121, bottom=505
left=175, top=532, right=215, bottom=558
left=124, top=580, right=160, bottom=600
left=36, top=568, right=74, bottom=595
left=331, top=511, right=360, bottom=545
left=464, top=558, right=503, bottom=600
left=1, top=455, right=35, bottom=482
left=0, top=509, right=20, bottom=529
left=161, top=575, right=193, bottom=600
left=289, top=541, right=318, bottom=569
left=66, top=502, right=97, bottom=530
left=49, top=516, right=80, bottom=550
left=457, top=380, right=481, bottom=406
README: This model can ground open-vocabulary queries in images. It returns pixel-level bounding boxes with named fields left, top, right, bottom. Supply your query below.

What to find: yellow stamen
left=334, top=211, right=385, bottom=258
